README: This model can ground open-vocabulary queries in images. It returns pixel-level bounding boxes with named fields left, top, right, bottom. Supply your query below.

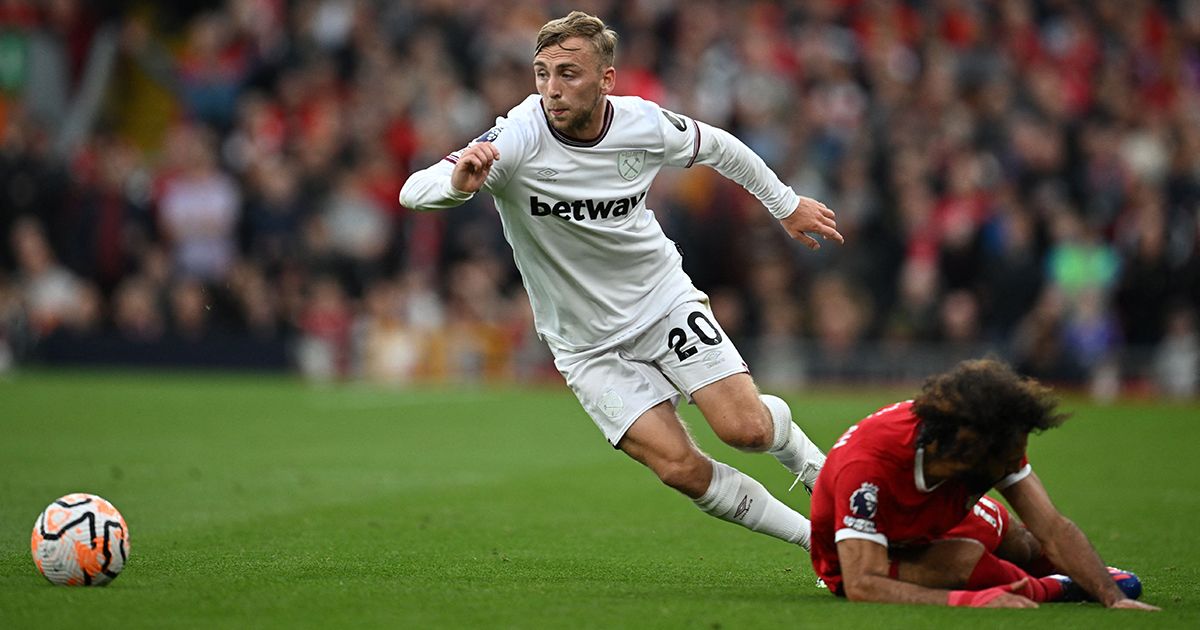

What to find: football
left=31, top=493, right=130, bottom=586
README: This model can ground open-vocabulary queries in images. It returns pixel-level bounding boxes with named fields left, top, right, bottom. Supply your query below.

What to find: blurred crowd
left=1, top=0, right=1198, bottom=396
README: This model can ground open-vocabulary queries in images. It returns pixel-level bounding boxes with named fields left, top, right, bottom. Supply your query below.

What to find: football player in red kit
left=809, top=359, right=1159, bottom=610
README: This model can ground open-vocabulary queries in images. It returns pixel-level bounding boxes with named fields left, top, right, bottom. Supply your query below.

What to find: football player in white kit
left=401, top=12, right=843, bottom=552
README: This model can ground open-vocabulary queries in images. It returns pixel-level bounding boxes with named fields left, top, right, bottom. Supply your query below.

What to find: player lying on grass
left=401, top=11, right=836, bottom=552
left=809, top=358, right=1159, bottom=610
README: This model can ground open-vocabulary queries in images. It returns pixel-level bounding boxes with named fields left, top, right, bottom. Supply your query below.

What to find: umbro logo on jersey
left=529, top=191, right=646, bottom=221
left=535, top=168, right=559, bottom=181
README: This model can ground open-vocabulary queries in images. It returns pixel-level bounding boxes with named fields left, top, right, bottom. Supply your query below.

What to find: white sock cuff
left=695, top=460, right=740, bottom=516
left=760, top=394, right=793, bottom=452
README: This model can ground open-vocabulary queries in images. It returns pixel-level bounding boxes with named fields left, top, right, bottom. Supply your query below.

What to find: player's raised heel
left=1052, top=567, right=1143, bottom=602
left=787, top=450, right=826, bottom=495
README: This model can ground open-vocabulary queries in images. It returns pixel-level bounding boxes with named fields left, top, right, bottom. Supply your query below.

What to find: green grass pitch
left=1, top=371, right=1197, bottom=628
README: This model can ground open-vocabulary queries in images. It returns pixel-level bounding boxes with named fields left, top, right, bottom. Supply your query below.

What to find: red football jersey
left=810, top=400, right=1031, bottom=594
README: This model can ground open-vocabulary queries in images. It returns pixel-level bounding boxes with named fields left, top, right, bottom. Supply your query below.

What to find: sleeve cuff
left=834, top=528, right=888, bottom=547
left=446, top=182, right=475, bottom=202
left=769, top=189, right=800, bottom=220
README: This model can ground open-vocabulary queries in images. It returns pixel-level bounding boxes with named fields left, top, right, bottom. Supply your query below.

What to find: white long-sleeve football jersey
left=400, top=94, right=801, bottom=353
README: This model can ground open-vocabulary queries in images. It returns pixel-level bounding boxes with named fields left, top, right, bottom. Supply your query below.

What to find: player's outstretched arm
left=780, top=197, right=844, bottom=250
left=1002, top=473, right=1161, bottom=611
left=838, top=539, right=1037, bottom=608
left=399, top=141, right=502, bottom=212
left=684, top=121, right=844, bottom=250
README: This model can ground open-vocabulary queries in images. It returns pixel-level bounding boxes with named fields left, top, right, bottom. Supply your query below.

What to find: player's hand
left=1109, top=599, right=1161, bottom=611
left=780, top=196, right=844, bottom=250
left=450, top=142, right=500, bottom=194
left=981, top=591, right=1039, bottom=608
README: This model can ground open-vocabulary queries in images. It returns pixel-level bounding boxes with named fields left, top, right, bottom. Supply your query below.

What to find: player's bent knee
left=714, top=413, right=773, bottom=451
left=943, top=539, right=987, bottom=586
left=997, top=524, right=1042, bottom=567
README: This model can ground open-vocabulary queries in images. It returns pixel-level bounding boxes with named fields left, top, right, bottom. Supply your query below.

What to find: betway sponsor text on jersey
left=530, top=192, right=647, bottom=221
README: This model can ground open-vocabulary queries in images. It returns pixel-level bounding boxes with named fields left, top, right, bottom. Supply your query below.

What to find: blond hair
left=535, top=11, right=618, bottom=68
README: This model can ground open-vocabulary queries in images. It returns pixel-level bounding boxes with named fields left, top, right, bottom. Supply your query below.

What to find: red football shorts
left=877, top=498, right=1012, bottom=587
left=941, top=496, right=1010, bottom=552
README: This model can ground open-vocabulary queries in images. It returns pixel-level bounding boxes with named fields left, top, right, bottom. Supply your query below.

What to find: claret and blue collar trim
left=542, top=99, right=614, bottom=148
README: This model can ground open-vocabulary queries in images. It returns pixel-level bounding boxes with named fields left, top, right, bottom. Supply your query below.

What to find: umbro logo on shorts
left=701, top=350, right=723, bottom=369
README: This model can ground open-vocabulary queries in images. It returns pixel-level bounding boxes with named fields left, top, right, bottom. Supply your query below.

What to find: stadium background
left=4, top=2, right=1200, bottom=626
left=1, top=0, right=1198, bottom=398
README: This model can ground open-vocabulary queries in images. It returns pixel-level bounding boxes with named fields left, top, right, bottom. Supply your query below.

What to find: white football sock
left=761, top=394, right=826, bottom=491
left=694, top=460, right=811, bottom=550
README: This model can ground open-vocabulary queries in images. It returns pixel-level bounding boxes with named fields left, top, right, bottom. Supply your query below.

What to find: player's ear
left=601, top=66, right=615, bottom=95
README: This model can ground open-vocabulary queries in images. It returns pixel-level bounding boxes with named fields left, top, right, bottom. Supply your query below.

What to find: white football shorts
left=552, top=300, right=749, bottom=445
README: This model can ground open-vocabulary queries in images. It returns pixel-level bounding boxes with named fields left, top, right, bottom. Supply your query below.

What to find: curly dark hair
left=913, top=359, right=1069, bottom=459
